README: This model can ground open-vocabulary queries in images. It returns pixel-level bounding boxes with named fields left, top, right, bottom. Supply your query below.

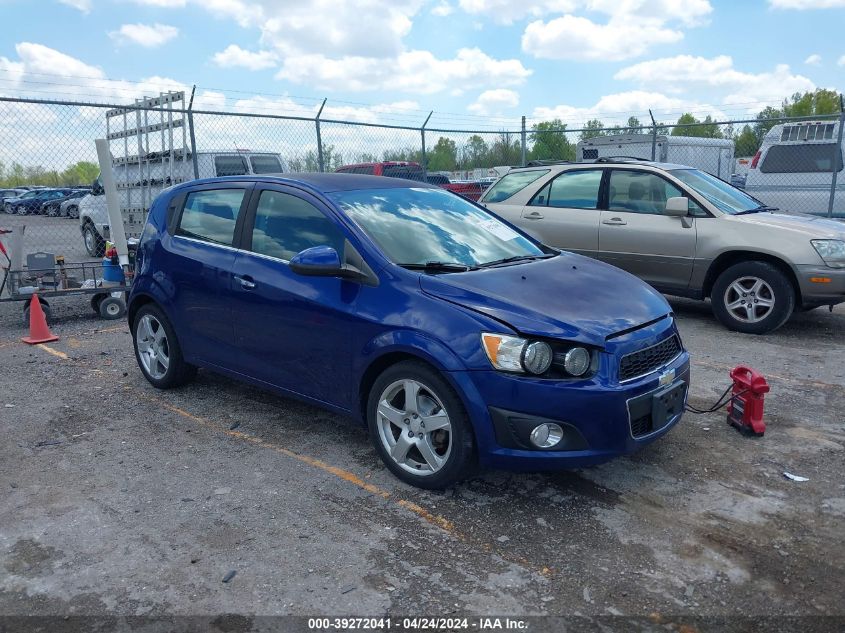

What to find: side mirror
left=665, top=196, right=690, bottom=217
left=91, top=177, right=104, bottom=196
left=289, top=245, right=365, bottom=281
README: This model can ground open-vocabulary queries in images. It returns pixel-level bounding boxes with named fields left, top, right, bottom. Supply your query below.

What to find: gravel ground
left=1, top=294, right=843, bottom=630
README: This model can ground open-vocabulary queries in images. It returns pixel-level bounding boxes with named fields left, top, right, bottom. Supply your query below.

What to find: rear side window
left=214, top=155, right=248, bottom=177
left=761, top=144, right=843, bottom=174
left=531, top=170, right=603, bottom=209
left=382, top=164, right=425, bottom=181
left=177, top=189, right=245, bottom=245
left=250, top=155, right=283, bottom=174
left=250, top=190, right=345, bottom=261
left=483, top=170, right=550, bottom=203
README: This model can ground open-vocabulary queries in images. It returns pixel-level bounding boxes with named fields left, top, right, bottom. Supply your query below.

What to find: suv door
left=598, top=169, right=697, bottom=293
left=227, top=186, right=357, bottom=408
left=519, top=168, right=604, bottom=257
left=164, top=182, right=252, bottom=365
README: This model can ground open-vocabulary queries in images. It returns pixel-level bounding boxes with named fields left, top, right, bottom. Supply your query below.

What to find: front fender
left=357, top=329, right=468, bottom=375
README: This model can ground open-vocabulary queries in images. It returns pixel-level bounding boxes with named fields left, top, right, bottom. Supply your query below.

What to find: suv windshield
left=330, top=187, right=546, bottom=269
left=670, top=169, right=762, bottom=214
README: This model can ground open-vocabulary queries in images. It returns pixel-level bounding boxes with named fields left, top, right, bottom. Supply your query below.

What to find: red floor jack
left=726, top=365, right=769, bottom=437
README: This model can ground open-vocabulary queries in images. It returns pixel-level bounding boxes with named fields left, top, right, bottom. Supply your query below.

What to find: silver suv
left=481, top=159, right=845, bottom=334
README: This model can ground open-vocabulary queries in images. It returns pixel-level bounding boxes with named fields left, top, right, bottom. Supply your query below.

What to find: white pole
left=95, top=139, right=129, bottom=267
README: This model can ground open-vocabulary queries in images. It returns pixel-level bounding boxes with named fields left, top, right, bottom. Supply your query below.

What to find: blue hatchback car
left=129, top=174, right=690, bottom=488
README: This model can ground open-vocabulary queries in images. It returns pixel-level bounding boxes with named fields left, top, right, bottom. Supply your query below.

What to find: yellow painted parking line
left=37, top=344, right=68, bottom=360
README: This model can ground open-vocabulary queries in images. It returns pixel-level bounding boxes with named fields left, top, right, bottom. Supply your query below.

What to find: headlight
left=811, top=239, right=845, bottom=268
left=481, top=333, right=592, bottom=377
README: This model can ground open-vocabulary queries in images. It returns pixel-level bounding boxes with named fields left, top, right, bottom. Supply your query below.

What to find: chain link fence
left=1, top=94, right=843, bottom=306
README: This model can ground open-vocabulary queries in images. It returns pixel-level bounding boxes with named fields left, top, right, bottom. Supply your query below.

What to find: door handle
left=235, top=275, right=255, bottom=290
left=524, top=211, right=544, bottom=219
left=602, top=217, right=627, bottom=226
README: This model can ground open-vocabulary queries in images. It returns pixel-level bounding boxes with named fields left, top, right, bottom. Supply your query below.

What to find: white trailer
left=577, top=134, right=735, bottom=180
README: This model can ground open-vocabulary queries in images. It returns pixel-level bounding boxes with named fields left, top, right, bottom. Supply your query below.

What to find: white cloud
left=458, top=0, right=577, bottom=25
left=838, top=55, right=845, bottom=66
left=129, top=0, right=188, bottom=6
left=431, top=2, right=454, bottom=16
left=804, top=54, right=822, bottom=65
left=109, top=23, right=179, bottom=48
left=468, top=89, right=520, bottom=115
left=212, top=45, right=276, bottom=70
left=520, top=1, right=712, bottom=61
left=769, top=0, right=845, bottom=8
left=276, top=48, right=531, bottom=94
left=58, top=0, right=92, bottom=12
left=614, top=55, right=816, bottom=105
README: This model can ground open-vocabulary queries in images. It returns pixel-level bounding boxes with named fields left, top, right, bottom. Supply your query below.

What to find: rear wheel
left=45, top=204, right=59, bottom=217
left=711, top=261, right=795, bottom=334
left=66, top=205, right=79, bottom=219
left=83, top=222, right=105, bottom=257
left=23, top=298, right=52, bottom=327
left=99, top=296, right=126, bottom=320
left=131, top=304, right=197, bottom=389
left=15, top=205, right=26, bottom=216
left=367, top=361, right=475, bottom=489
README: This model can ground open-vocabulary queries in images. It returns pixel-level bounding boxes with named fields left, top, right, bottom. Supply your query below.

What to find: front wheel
left=131, top=304, right=197, bottom=389
left=45, top=204, right=58, bottom=217
left=83, top=223, right=105, bottom=257
left=367, top=361, right=475, bottom=489
left=66, top=205, right=79, bottom=219
left=15, top=205, right=27, bottom=216
left=711, top=261, right=795, bottom=334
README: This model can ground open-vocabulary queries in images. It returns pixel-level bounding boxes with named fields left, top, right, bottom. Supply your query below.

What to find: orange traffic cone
left=22, top=294, right=58, bottom=345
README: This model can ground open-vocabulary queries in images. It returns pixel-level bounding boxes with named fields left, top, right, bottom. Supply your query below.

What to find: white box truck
left=577, top=134, right=735, bottom=180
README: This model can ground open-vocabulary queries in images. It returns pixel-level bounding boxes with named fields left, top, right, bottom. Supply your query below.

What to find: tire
left=367, top=360, right=475, bottom=489
left=83, top=222, right=105, bottom=257
left=15, top=205, right=26, bottom=216
left=4, top=204, right=12, bottom=214
left=90, top=294, right=105, bottom=314
left=99, top=296, right=126, bottom=320
left=46, top=204, right=58, bottom=217
left=711, top=261, right=795, bottom=334
left=131, top=303, right=197, bottom=389
left=23, top=298, right=52, bottom=327
left=67, top=205, right=79, bottom=219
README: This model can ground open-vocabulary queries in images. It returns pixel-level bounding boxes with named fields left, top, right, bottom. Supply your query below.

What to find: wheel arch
left=703, top=250, right=802, bottom=304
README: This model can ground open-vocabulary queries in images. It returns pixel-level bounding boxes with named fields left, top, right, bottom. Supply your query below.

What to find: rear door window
left=214, top=155, right=248, bottom=177
left=177, top=189, right=246, bottom=246
left=482, top=170, right=550, bottom=203
left=249, top=190, right=345, bottom=261
left=530, top=169, right=603, bottom=209
left=250, top=155, right=283, bottom=174
left=761, top=144, right=843, bottom=173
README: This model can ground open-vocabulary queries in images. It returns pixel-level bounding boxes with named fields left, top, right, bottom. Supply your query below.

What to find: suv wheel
left=367, top=361, right=475, bottom=489
left=83, top=222, right=105, bottom=257
left=711, top=261, right=795, bottom=334
left=131, top=304, right=197, bottom=389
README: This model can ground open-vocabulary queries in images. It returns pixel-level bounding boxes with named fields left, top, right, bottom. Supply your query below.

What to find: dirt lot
left=1, top=294, right=843, bottom=630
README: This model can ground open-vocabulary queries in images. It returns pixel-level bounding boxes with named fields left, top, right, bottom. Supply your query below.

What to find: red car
left=335, top=162, right=485, bottom=201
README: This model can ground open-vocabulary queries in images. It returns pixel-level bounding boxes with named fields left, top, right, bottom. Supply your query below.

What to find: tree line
left=0, top=160, right=100, bottom=189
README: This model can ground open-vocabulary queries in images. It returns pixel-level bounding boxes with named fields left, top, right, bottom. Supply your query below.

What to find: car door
left=164, top=182, right=252, bottom=366
left=227, top=185, right=359, bottom=409
left=518, top=168, right=604, bottom=257
left=598, top=169, right=697, bottom=293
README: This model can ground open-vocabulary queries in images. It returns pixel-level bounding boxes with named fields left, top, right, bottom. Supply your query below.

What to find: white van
left=578, top=134, right=735, bottom=180
left=79, top=150, right=285, bottom=256
left=744, top=121, right=844, bottom=218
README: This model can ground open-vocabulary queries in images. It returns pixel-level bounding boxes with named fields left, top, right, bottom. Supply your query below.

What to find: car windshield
left=670, top=169, right=762, bottom=214
left=330, top=187, right=546, bottom=269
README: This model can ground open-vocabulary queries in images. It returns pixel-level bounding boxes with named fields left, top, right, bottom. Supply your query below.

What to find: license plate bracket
left=652, top=380, right=686, bottom=426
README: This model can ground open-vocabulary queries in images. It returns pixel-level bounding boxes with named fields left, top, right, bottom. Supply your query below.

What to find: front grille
left=619, top=335, right=682, bottom=382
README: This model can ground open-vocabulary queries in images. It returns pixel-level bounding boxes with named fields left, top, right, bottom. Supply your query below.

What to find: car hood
left=732, top=211, right=845, bottom=239
left=419, top=252, right=671, bottom=347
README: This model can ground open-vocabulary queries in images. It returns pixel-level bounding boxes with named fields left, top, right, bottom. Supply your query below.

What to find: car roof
left=508, top=160, right=695, bottom=173
left=178, top=173, right=439, bottom=194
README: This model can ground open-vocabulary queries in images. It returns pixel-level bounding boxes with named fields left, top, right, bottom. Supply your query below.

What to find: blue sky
left=0, top=0, right=843, bottom=130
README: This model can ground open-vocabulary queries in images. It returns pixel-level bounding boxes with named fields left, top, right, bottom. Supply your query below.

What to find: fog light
left=529, top=423, right=564, bottom=448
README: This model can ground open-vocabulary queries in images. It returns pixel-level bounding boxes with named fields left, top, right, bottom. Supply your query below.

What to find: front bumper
left=795, top=265, right=845, bottom=307
left=448, top=349, right=690, bottom=471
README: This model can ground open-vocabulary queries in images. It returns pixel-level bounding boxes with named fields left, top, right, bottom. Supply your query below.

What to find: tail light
left=750, top=150, right=761, bottom=169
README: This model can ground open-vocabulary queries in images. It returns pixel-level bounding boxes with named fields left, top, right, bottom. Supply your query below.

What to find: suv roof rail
left=594, top=156, right=650, bottom=163
left=523, top=159, right=577, bottom=167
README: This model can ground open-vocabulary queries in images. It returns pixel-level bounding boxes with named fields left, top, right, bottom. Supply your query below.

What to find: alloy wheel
left=723, top=276, right=775, bottom=324
left=135, top=314, right=170, bottom=380
left=376, top=379, right=452, bottom=476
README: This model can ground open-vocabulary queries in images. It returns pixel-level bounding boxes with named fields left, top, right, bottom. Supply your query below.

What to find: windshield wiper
left=736, top=205, right=779, bottom=215
left=399, top=261, right=476, bottom=272
left=477, top=254, right=555, bottom=268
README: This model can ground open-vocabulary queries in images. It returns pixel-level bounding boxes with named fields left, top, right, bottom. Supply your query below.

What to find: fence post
left=521, top=116, right=527, bottom=167
left=827, top=96, right=845, bottom=219
left=315, top=98, right=327, bottom=172
left=187, top=85, right=199, bottom=180
left=649, top=109, right=657, bottom=161
left=420, top=111, right=433, bottom=180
